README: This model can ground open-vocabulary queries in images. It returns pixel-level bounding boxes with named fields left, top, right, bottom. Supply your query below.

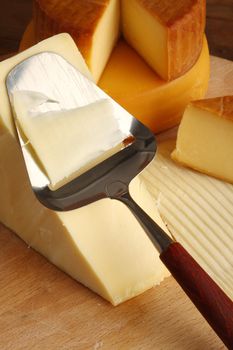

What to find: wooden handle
left=160, top=242, right=233, bottom=349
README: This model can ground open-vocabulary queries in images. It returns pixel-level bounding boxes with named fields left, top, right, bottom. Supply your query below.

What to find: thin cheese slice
left=34, top=0, right=120, bottom=82
left=0, top=34, right=170, bottom=305
left=171, top=96, right=233, bottom=184
left=121, top=0, right=206, bottom=80
left=12, top=92, right=126, bottom=189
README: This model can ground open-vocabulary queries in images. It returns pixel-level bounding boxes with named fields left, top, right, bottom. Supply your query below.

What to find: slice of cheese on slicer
left=121, top=0, right=206, bottom=81
left=34, top=0, right=120, bottom=82
left=0, top=34, right=170, bottom=305
left=171, top=96, right=233, bottom=184
left=12, top=92, right=127, bottom=189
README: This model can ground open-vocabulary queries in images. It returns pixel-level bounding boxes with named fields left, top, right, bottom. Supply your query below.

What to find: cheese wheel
left=20, top=24, right=210, bottom=134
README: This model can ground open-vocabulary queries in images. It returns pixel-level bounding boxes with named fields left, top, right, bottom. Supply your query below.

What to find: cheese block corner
left=121, top=0, right=206, bottom=81
left=171, top=96, right=233, bottom=184
left=0, top=35, right=170, bottom=305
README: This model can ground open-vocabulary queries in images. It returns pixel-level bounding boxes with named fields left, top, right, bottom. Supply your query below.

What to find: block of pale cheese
left=99, top=38, right=209, bottom=133
left=171, top=96, right=233, bottom=184
left=0, top=33, right=170, bottom=305
left=12, top=91, right=127, bottom=189
left=20, top=24, right=210, bottom=134
left=121, top=0, right=206, bottom=81
left=34, top=0, right=120, bottom=81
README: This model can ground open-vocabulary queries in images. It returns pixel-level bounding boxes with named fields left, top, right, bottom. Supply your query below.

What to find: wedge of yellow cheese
left=121, top=0, right=206, bottom=80
left=20, top=25, right=210, bottom=133
left=34, top=0, right=120, bottom=81
left=171, top=96, right=233, bottom=184
left=0, top=34, right=170, bottom=305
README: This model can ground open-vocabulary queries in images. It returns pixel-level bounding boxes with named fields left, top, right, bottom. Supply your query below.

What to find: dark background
left=0, top=0, right=233, bottom=60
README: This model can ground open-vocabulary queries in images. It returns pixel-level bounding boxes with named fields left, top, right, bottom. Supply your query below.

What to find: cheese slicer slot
left=6, top=53, right=233, bottom=349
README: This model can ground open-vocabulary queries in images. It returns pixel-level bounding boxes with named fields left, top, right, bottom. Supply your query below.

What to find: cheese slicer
left=6, top=53, right=233, bottom=348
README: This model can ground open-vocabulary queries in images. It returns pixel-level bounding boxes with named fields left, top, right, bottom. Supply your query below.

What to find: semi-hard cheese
left=12, top=92, right=127, bottom=189
left=171, top=96, right=233, bottom=184
left=121, top=0, right=206, bottom=81
left=0, top=34, right=170, bottom=305
left=99, top=38, right=209, bottom=133
left=20, top=25, right=210, bottom=133
left=34, top=0, right=120, bottom=82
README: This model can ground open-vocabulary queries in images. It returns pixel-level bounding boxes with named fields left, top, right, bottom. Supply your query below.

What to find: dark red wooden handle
left=160, top=242, right=233, bottom=349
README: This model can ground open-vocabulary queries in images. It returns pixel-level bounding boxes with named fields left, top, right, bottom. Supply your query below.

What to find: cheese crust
left=34, top=0, right=110, bottom=60
left=34, top=0, right=120, bottom=81
left=192, top=96, right=233, bottom=122
left=122, top=0, right=206, bottom=80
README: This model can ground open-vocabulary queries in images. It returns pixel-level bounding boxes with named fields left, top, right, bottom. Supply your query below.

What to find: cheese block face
left=0, top=34, right=170, bottom=305
left=99, top=38, right=209, bottom=133
left=34, top=0, right=120, bottom=81
left=121, top=0, right=206, bottom=81
left=12, top=92, right=127, bottom=189
left=171, top=96, right=233, bottom=184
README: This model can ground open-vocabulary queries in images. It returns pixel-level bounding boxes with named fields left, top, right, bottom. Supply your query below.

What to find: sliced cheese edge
left=0, top=33, right=170, bottom=305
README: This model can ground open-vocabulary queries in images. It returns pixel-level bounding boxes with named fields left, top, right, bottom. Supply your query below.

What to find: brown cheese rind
left=34, top=0, right=110, bottom=64
left=191, top=96, right=233, bottom=122
left=136, top=0, right=206, bottom=80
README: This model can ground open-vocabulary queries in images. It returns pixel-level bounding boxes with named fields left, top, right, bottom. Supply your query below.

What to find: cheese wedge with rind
left=121, top=0, right=206, bottom=81
left=0, top=34, right=170, bottom=305
left=34, top=0, right=120, bottom=82
left=171, top=96, right=233, bottom=184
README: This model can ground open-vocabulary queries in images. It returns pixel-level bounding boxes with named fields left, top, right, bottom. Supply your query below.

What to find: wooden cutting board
left=0, top=55, right=232, bottom=350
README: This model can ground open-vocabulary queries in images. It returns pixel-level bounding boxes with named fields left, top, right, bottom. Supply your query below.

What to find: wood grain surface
left=0, top=55, right=232, bottom=349
left=0, top=0, right=233, bottom=59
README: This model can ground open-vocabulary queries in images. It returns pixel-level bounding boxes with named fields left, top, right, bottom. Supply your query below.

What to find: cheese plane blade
left=6, top=53, right=233, bottom=348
